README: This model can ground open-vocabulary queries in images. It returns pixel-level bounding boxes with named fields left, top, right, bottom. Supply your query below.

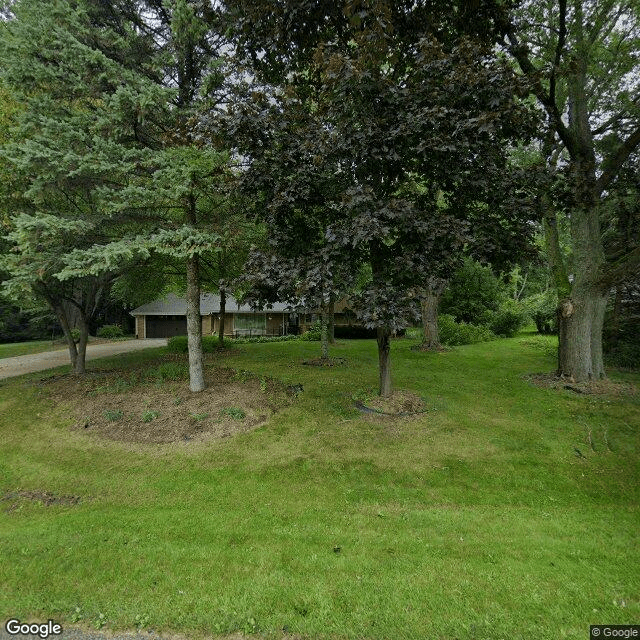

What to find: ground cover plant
left=0, top=336, right=638, bottom=639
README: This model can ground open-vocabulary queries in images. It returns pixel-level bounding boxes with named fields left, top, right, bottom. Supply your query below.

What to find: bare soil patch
left=356, top=390, right=428, bottom=417
left=2, top=490, right=81, bottom=513
left=302, top=356, right=345, bottom=367
left=40, top=363, right=295, bottom=444
left=525, top=372, right=637, bottom=397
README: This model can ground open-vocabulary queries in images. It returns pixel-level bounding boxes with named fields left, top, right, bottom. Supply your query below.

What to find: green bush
left=486, top=300, right=528, bottom=338
left=440, top=259, right=503, bottom=324
left=167, top=334, right=300, bottom=352
left=438, top=313, right=496, bottom=346
left=300, top=320, right=322, bottom=341
left=233, top=334, right=300, bottom=344
left=523, top=290, right=557, bottom=334
left=605, top=343, right=640, bottom=369
left=96, top=324, right=125, bottom=338
left=70, top=328, right=81, bottom=343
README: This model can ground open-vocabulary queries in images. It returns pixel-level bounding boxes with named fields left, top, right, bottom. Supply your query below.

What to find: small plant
left=103, top=409, right=123, bottom=421
left=142, top=409, right=159, bottom=423
left=70, top=328, right=81, bottom=343
left=134, top=613, right=150, bottom=629
left=259, top=378, right=267, bottom=392
left=70, top=607, right=82, bottom=623
left=191, top=412, right=209, bottom=421
left=96, top=324, right=125, bottom=338
left=94, top=613, right=107, bottom=630
left=220, top=407, right=246, bottom=420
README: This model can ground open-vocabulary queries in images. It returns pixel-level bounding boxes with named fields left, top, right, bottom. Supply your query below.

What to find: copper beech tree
left=224, top=0, right=538, bottom=396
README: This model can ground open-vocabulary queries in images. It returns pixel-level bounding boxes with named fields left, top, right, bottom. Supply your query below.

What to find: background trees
left=498, top=0, right=640, bottom=381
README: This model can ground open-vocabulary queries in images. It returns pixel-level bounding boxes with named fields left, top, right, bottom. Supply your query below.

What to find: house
left=130, top=293, right=296, bottom=339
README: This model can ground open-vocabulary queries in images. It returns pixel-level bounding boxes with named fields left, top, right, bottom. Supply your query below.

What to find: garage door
left=145, top=315, right=188, bottom=338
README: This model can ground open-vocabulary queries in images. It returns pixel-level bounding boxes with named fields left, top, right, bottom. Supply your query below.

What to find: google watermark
left=591, top=626, right=640, bottom=638
left=4, top=619, right=62, bottom=639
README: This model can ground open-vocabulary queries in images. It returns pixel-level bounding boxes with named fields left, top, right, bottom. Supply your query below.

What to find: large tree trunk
left=420, top=290, right=441, bottom=350
left=218, top=285, right=226, bottom=345
left=556, top=158, right=608, bottom=381
left=377, top=327, right=392, bottom=398
left=186, top=254, right=205, bottom=392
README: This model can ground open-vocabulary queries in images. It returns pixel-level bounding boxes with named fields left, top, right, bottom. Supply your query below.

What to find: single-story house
left=131, top=293, right=295, bottom=339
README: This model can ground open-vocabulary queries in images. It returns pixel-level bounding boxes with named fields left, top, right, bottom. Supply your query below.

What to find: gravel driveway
left=0, top=339, right=167, bottom=380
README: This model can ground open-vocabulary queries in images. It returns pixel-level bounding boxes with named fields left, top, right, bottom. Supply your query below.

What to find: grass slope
left=0, top=335, right=638, bottom=639
left=0, top=340, right=66, bottom=359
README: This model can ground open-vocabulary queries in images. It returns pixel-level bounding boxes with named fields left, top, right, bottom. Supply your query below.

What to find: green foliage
left=233, top=335, right=299, bottom=344
left=96, top=324, right=125, bottom=339
left=220, top=407, right=246, bottom=420
left=483, top=300, right=529, bottom=338
left=145, top=362, right=189, bottom=382
left=440, top=259, right=504, bottom=324
left=438, top=314, right=496, bottom=346
left=142, top=410, right=159, bottom=423
left=70, top=328, right=81, bottom=343
left=102, top=409, right=123, bottom=422
left=523, top=290, right=558, bottom=335
left=300, top=320, right=322, bottom=341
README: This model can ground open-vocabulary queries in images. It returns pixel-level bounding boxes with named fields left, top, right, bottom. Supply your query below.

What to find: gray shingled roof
left=130, top=293, right=291, bottom=316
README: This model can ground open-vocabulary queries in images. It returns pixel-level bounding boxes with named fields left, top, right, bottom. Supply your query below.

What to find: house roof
left=130, top=292, right=291, bottom=316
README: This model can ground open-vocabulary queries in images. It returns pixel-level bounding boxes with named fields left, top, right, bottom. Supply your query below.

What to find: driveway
left=0, top=339, right=167, bottom=380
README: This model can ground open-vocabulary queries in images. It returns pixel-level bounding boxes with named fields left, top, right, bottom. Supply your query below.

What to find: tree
left=1, top=0, right=233, bottom=386
left=225, top=0, right=537, bottom=396
left=497, top=0, right=640, bottom=381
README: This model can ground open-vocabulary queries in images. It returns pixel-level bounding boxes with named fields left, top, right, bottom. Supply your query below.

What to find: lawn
left=0, top=335, right=638, bottom=639
left=0, top=339, right=66, bottom=358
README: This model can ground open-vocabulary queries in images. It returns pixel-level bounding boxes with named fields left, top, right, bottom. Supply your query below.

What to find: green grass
left=0, top=335, right=638, bottom=639
left=0, top=339, right=66, bottom=358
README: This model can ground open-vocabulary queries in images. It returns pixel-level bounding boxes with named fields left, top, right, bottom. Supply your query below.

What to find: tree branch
left=597, top=123, right=640, bottom=194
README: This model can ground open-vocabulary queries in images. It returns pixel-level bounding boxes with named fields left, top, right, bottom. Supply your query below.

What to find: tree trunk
left=320, top=306, right=329, bottom=360
left=556, top=174, right=608, bottom=381
left=420, top=291, right=441, bottom=349
left=557, top=291, right=607, bottom=381
left=218, top=285, right=226, bottom=345
left=328, top=295, right=335, bottom=344
left=55, top=305, right=78, bottom=371
left=73, top=318, right=90, bottom=375
left=377, top=327, right=392, bottom=398
left=186, top=254, right=205, bottom=392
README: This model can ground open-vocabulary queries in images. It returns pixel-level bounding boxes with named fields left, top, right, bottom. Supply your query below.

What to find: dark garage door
left=146, top=315, right=187, bottom=338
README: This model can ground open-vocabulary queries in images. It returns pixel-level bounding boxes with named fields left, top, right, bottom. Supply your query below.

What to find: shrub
left=300, top=320, right=322, bottom=341
left=70, top=328, right=81, bottom=343
left=96, top=324, right=125, bottom=338
left=523, top=290, right=558, bottom=334
left=438, top=313, right=496, bottom=346
left=486, top=300, right=528, bottom=338
left=167, top=334, right=299, bottom=351
left=605, top=343, right=640, bottom=369
left=440, top=258, right=504, bottom=324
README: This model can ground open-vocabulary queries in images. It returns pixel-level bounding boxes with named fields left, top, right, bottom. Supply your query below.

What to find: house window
left=234, top=313, right=266, bottom=334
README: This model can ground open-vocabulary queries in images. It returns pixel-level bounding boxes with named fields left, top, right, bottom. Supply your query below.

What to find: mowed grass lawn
left=0, top=339, right=66, bottom=358
left=0, top=335, right=638, bottom=639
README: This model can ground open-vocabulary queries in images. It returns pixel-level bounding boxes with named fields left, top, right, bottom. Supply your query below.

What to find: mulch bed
left=38, top=364, right=296, bottom=445
left=524, top=372, right=637, bottom=397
